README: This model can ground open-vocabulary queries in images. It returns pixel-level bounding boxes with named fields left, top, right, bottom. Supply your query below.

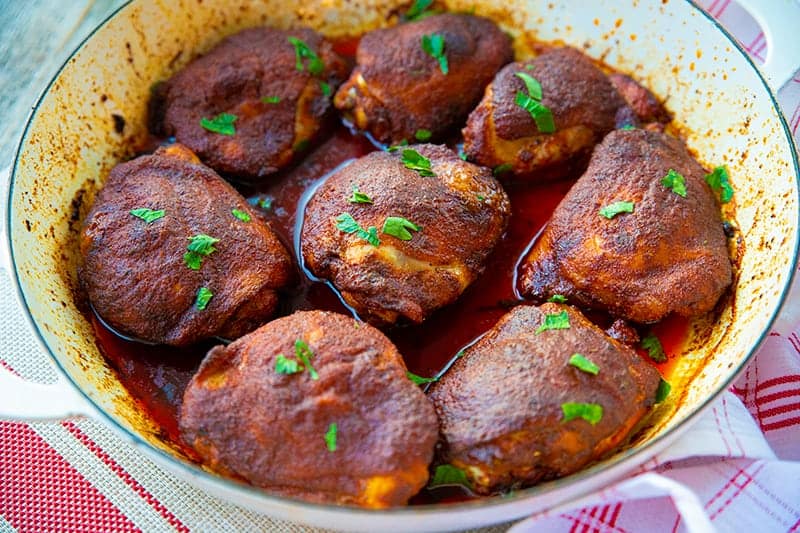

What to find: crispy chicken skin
left=179, top=310, right=439, bottom=507
left=79, top=144, right=293, bottom=346
left=463, top=47, right=669, bottom=181
left=428, top=303, right=661, bottom=493
left=152, top=27, right=347, bottom=180
left=609, top=73, right=671, bottom=125
left=300, top=144, right=510, bottom=325
left=334, top=14, right=513, bottom=144
left=519, top=129, right=732, bottom=323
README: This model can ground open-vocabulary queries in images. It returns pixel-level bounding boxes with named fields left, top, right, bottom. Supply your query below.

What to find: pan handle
left=0, top=362, right=96, bottom=421
left=735, top=0, right=800, bottom=90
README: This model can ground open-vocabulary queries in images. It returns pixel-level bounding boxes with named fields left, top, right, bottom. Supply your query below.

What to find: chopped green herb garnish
left=568, top=353, right=599, bottom=375
left=599, top=201, right=635, bottom=219
left=641, top=332, right=667, bottom=363
left=661, top=169, right=687, bottom=198
left=184, top=234, right=219, bottom=270
left=421, top=33, right=448, bottom=75
left=655, top=378, right=671, bottom=403
left=275, top=354, right=302, bottom=375
left=319, top=81, right=331, bottom=97
left=195, top=287, right=213, bottom=310
left=455, top=349, right=465, bottom=359
left=705, top=165, right=734, bottom=203
left=335, top=213, right=381, bottom=246
left=458, top=147, right=468, bottom=161
left=293, top=139, right=310, bottom=152
left=536, top=310, right=570, bottom=334
left=200, top=113, right=237, bottom=135
left=620, top=124, right=636, bottom=131
left=407, top=371, right=438, bottom=385
left=515, top=72, right=543, bottom=100
left=493, top=163, right=513, bottom=177
left=400, top=149, right=435, bottom=176
left=382, top=216, right=421, bottom=241
left=415, top=129, right=432, bottom=141
left=248, top=196, right=273, bottom=210
left=524, top=64, right=535, bottom=70
left=288, top=36, right=324, bottom=75
left=231, top=208, right=251, bottom=222
left=261, top=96, right=281, bottom=104
left=561, top=402, right=603, bottom=425
left=324, top=423, right=337, bottom=452
left=184, top=253, right=203, bottom=270
left=386, top=139, right=409, bottom=153
left=130, top=208, right=164, bottom=223
left=404, top=0, right=434, bottom=20
left=476, top=194, right=485, bottom=201
left=349, top=186, right=374, bottom=204
left=547, top=294, right=568, bottom=303
left=429, top=464, right=472, bottom=489
left=295, top=339, right=319, bottom=380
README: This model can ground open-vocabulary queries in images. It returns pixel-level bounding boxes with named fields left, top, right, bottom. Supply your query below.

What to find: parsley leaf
left=493, top=163, right=513, bottom=177
left=429, top=464, right=472, bottom=489
left=349, top=186, right=373, bottom=204
left=184, top=234, right=219, bottom=270
left=324, top=423, right=337, bottom=452
left=386, top=139, right=409, bottom=153
left=561, top=402, right=603, bottom=425
left=335, top=213, right=381, bottom=246
left=261, top=96, right=281, bottom=104
left=705, top=165, right=734, bottom=203
left=407, top=370, right=438, bottom=385
left=599, top=201, right=635, bottom=219
left=288, top=36, right=324, bottom=76
left=400, top=149, right=435, bottom=176
left=515, top=92, right=555, bottom=133
left=200, top=113, right=237, bottom=135
left=515, top=72, right=543, bottom=100
left=458, top=147, right=468, bottom=161
left=130, top=208, right=164, bottom=223
left=421, top=33, right=448, bottom=75
left=231, top=209, right=251, bottom=222
left=568, top=353, right=599, bottom=375
left=661, top=169, right=687, bottom=198
left=655, top=378, right=671, bottom=403
left=294, top=339, right=319, bottom=380
left=404, top=0, right=434, bottom=20
left=641, top=332, right=667, bottom=363
left=415, top=129, right=432, bottom=141
left=382, top=216, right=421, bottom=241
left=547, top=294, right=568, bottom=303
left=275, top=354, right=302, bottom=375
left=184, top=253, right=203, bottom=270
left=620, top=124, right=636, bottom=131
left=535, top=310, right=570, bottom=334
left=319, top=81, right=331, bottom=97
left=195, top=287, right=213, bottom=310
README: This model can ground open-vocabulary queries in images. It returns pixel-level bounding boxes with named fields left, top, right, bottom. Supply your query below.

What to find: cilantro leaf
left=249, top=196, right=273, bottom=210
left=335, top=213, right=381, bottom=246
left=400, top=149, right=435, bottom=176
left=655, top=378, right=671, bottom=403
left=294, top=339, right=319, bottom=380
left=261, top=96, right=281, bottom=104
left=386, top=139, right=409, bottom=153
left=515, top=71, right=543, bottom=100
left=620, top=124, right=636, bottom=131
left=231, top=209, right=251, bottom=222
left=515, top=91, right=555, bottom=133
left=275, top=354, right=302, bottom=375
left=195, top=287, right=213, bottom=310
left=288, top=36, right=324, bottom=75
left=130, top=208, right=164, bottom=223
left=184, top=252, right=203, bottom=270
left=415, top=129, right=432, bottom=141
left=349, top=186, right=373, bottom=204
left=568, top=353, right=599, bottom=375
left=661, top=169, right=687, bottom=198
left=428, top=464, right=472, bottom=489
left=319, top=81, right=331, bottom=97
left=404, top=0, right=434, bottom=20
left=641, top=332, right=667, bottom=363
left=561, top=402, right=603, bottom=425
left=407, top=370, right=439, bottom=385
left=547, top=294, right=568, bottom=303
left=493, top=163, right=513, bottom=177
left=705, top=165, right=734, bottom=203
left=382, top=216, right=421, bottom=241
left=599, top=201, right=635, bottom=219
left=458, top=147, right=468, bottom=161
left=184, top=234, right=219, bottom=270
left=200, top=113, right=237, bottom=135
left=324, top=423, right=337, bottom=452
left=421, top=33, right=448, bottom=75
left=535, top=310, right=570, bottom=334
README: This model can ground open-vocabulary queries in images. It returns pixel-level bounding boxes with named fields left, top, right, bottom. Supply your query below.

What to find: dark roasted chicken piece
left=79, top=144, right=293, bottom=345
left=301, top=144, right=510, bottom=326
left=463, top=47, right=670, bottom=181
left=180, top=310, right=439, bottom=507
left=152, top=27, right=347, bottom=180
left=334, top=14, right=512, bottom=144
left=519, top=129, right=732, bottom=323
left=429, top=303, right=661, bottom=493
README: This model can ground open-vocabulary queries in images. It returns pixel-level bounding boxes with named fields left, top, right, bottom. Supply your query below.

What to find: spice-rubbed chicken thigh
left=334, top=13, right=513, bottom=144
left=519, top=129, right=732, bottom=323
left=180, top=310, right=439, bottom=507
left=151, top=27, right=347, bottom=180
left=79, top=144, right=293, bottom=346
left=301, top=144, right=510, bottom=326
left=429, top=303, right=661, bottom=493
left=463, top=47, right=670, bottom=181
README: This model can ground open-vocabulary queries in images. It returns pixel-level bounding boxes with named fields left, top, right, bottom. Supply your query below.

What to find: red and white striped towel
left=2, top=1, right=800, bottom=531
